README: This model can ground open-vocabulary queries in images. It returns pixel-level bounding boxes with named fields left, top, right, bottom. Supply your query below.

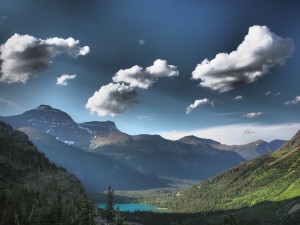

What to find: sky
left=0, top=0, right=299, bottom=144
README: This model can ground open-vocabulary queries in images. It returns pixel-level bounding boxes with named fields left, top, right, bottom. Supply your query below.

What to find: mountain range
left=178, top=135, right=286, bottom=160
left=0, top=104, right=285, bottom=197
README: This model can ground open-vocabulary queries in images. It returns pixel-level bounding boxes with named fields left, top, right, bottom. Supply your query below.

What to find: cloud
left=56, top=74, right=77, bottom=86
left=112, top=59, right=179, bottom=89
left=233, top=95, right=244, bottom=101
left=274, top=92, right=281, bottom=97
left=155, top=123, right=300, bottom=145
left=0, top=97, right=22, bottom=110
left=137, top=115, right=153, bottom=121
left=85, top=83, right=138, bottom=117
left=139, top=39, right=145, bottom=45
left=284, top=96, right=300, bottom=106
left=192, top=25, right=294, bottom=92
left=244, top=130, right=255, bottom=134
left=266, top=91, right=281, bottom=97
left=186, top=98, right=213, bottom=114
left=265, top=91, right=272, bottom=96
left=0, top=33, right=90, bottom=83
left=243, top=112, right=262, bottom=118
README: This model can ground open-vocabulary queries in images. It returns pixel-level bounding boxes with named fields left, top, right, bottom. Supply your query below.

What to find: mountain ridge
left=2, top=104, right=284, bottom=160
left=1, top=104, right=247, bottom=193
left=178, top=135, right=286, bottom=160
left=163, top=129, right=300, bottom=217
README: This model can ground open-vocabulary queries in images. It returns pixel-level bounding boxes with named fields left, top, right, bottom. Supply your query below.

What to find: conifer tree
left=105, top=185, right=115, bottom=222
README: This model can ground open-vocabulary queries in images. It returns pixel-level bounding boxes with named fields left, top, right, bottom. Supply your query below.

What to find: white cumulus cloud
left=192, top=25, right=294, bottom=92
left=0, top=33, right=90, bottom=83
left=112, top=59, right=179, bottom=89
left=234, top=95, right=244, bottom=101
left=284, top=96, right=300, bottom=106
left=243, top=112, right=262, bottom=118
left=85, top=83, right=138, bottom=117
left=56, top=74, right=77, bottom=86
left=186, top=98, right=213, bottom=114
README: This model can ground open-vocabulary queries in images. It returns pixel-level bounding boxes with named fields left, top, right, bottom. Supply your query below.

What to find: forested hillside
left=0, top=121, right=95, bottom=225
left=162, top=130, right=300, bottom=214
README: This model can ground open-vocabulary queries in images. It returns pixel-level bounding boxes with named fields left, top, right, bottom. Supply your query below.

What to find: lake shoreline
left=98, top=203, right=168, bottom=213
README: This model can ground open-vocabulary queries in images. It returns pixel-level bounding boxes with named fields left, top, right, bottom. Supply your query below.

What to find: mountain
left=162, top=129, right=300, bottom=223
left=1, top=105, right=244, bottom=192
left=19, top=127, right=166, bottom=195
left=0, top=121, right=94, bottom=225
left=215, top=139, right=286, bottom=160
left=178, top=135, right=221, bottom=146
left=94, top=134, right=244, bottom=180
left=178, top=135, right=286, bottom=160
left=3, top=105, right=90, bottom=149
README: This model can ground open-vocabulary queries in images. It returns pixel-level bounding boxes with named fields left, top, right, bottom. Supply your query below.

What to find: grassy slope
left=162, top=131, right=300, bottom=214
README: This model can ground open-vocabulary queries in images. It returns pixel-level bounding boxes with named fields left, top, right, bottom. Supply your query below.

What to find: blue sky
left=0, top=0, right=299, bottom=144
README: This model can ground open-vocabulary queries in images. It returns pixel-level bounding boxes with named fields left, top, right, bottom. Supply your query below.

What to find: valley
left=1, top=105, right=248, bottom=196
left=1, top=105, right=298, bottom=225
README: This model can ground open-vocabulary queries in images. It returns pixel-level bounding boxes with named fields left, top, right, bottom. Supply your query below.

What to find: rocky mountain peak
left=36, top=104, right=55, bottom=110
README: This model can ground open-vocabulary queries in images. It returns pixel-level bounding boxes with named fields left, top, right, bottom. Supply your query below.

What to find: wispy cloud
left=284, top=96, right=300, bottom=106
left=56, top=74, right=76, bottom=86
left=186, top=98, right=213, bottom=114
left=243, top=112, right=262, bottom=118
left=233, top=95, right=244, bottom=101
left=192, top=25, right=294, bottom=92
left=0, top=33, right=89, bottom=83
left=0, top=97, right=23, bottom=110
left=265, top=91, right=272, bottom=96
left=137, top=115, right=153, bottom=121
left=266, top=91, right=281, bottom=97
left=155, top=123, right=300, bottom=145
left=244, top=130, right=255, bottom=134
left=139, top=39, right=145, bottom=45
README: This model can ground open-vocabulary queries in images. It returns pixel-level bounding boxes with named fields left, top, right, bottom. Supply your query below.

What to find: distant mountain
left=178, top=135, right=221, bottom=146
left=0, top=121, right=91, bottom=225
left=19, top=127, right=166, bottom=194
left=3, top=105, right=90, bottom=149
left=164, top=129, right=300, bottom=223
left=3, top=105, right=124, bottom=150
left=94, top=134, right=244, bottom=180
left=179, top=135, right=286, bottom=160
left=1, top=104, right=244, bottom=193
left=216, top=139, right=286, bottom=160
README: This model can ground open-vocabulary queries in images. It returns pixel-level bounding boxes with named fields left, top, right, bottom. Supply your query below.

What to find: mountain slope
left=178, top=135, right=221, bottom=146
left=2, top=105, right=125, bottom=151
left=19, top=127, right=166, bottom=194
left=178, top=135, right=286, bottom=160
left=163, top=129, right=300, bottom=213
left=3, top=105, right=90, bottom=149
left=2, top=105, right=245, bottom=187
left=0, top=121, right=93, bottom=225
left=215, top=139, right=286, bottom=160
left=93, top=134, right=244, bottom=180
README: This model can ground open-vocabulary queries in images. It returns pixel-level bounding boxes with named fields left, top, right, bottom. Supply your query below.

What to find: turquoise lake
left=98, top=203, right=165, bottom=212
